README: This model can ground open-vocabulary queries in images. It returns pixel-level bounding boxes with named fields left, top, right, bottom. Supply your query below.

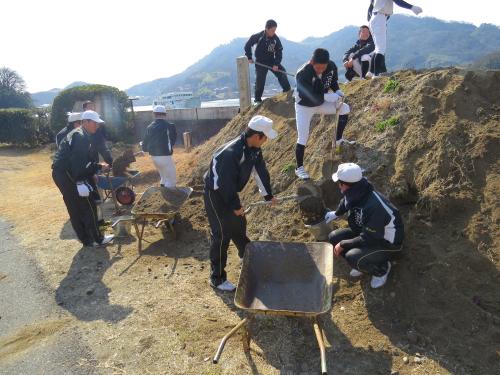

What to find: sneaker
left=211, top=280, right=236, bottom=292
left=370, top=262, right=392, bottom=289
left=253, top=100, right=263, bottom=106
left=336, top=138, right=357, bottom=146
left=94, top=234, right=114, bottom=247
left=365, top=72, right=374, bottom=79
left=349, top=268, right=363, bottom=277
left=295, top=166, right=310, bottom=180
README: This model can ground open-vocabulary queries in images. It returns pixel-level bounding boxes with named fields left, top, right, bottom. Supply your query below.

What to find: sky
left=2, top=0, right=499, bottom=93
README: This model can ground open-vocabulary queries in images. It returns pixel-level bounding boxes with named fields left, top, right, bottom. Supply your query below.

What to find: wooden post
left=183, top=131, right=192, bottom=152
left=236, top=56, right=251, bottom=110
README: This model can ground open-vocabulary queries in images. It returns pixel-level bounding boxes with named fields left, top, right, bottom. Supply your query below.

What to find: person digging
left=294, top=48, right=354, bottom=180
left=203, top=115, right=278, bottom=292
left=244, top=19, right=291, bottom=105
left=325, top=163, right=404, bottom=288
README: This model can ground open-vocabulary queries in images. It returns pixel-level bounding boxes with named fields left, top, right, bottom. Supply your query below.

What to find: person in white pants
left=367, top=0, right=423, bottom=77
left=343, top=25, right=375, bottom=81
left=141, top=105, right=177, bottom=188
left=293, top=48, right=353, bottom=180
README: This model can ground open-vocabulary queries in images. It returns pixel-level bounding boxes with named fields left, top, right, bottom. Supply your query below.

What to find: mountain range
left=32, top=15, right=500, bottom=105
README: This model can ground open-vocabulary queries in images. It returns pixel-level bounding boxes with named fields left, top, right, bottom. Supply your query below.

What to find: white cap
left=153, top=105, right=167, bottom=114
left=332, top=163, right=363, bottom=183
left=248, top=115, right=277, bottom=139
left=81, top=110, right=104, bottom=123
left=67, top=112, right=82, bottom=123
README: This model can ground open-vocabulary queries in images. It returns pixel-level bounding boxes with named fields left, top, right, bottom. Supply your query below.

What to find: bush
left=376, top=116, right=400, bottom=132
left=51, top=84, right=132, bottom=141
left=0, top=108, right=52, bottom=147
left=383, top=78, right=401, bottom=93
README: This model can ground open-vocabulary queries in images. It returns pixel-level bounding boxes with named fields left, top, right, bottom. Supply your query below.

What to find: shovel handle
left=254, top=61, right=296, bottom=77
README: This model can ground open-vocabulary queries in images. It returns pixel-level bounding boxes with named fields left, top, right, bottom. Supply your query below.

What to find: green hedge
left=51, top=84, right=132, bottom=141
left=0, top=108, right=51, bottom=147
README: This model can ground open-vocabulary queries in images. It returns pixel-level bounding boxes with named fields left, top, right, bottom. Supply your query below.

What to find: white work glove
left=76, top=182, right=93, bottom=197
left=324, top=92, right=340, bottom=103
left=324, top=211, right=338, bottom=224
left=411, top=5, right=422, bottom=15
left=335, top=89, right=344, bottom=97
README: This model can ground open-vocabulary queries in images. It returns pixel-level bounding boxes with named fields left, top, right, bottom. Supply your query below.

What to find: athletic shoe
left=336, top=138, right=357, bottom=146
left=94, top=234, right=114, bottom=247
left=370, top=262, right=392, bottom=289
left=211, top=280, right=236, bottom=292
left=295, top=166, right=310, bottom=180
left=253, top=100, right=263, bottom=106
left=349, top=268, right=363, bottom=277
left=365, top=72, right=374, bottom=79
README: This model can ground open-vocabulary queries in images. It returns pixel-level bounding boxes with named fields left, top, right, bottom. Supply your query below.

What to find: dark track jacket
left=244, top=31, right=283, bottom=66
left=343, top=36, right=375, bottom=63
left=204, top=133, right=273, bottom=210
left=52, top=127, right=102, bottom=182
left=90, top=126, right=113, bottom=165
left=295, top=61, right=340, bottom=107
left=142, top=119, right=177, bottom=156
left=335, top=178, right=404, bottom=250
left=55, top=125, right=74, bottom=148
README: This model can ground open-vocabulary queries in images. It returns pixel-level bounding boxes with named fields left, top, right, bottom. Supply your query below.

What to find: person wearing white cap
left=55, top=112, right=82, bottom=148
left=142, top=105, right=177, bottom=188
left=203, top=115, right=278, bottom=291
left=52, top=110, right=114, bottom=247
left=325, top=163, right=404, bottom=288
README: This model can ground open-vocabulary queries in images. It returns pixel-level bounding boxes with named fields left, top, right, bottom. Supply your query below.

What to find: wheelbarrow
left=111, top=186, right=192, bottom=252
left=97, top=170, right=141, bottom=203
left=213, top=241, right=334, bottom=374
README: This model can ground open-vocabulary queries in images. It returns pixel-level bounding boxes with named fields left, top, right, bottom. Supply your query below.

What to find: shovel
left=254, top=61, right=296, bottom=78
left=322, top=97, right=344, bottom=179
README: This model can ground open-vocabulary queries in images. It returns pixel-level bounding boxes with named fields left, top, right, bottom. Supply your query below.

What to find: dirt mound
left=181, top=68, right=500, bottom=374
left=112, top=148, right=136, bottom=177
left=133, top=187, right=191, bottom=214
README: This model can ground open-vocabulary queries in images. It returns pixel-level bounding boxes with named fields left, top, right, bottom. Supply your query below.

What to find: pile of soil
left=181, top=68, right=500, bottom=374
left=112, top=149, right=136, bottom=177
left=133, top=187, right=190, bottom=214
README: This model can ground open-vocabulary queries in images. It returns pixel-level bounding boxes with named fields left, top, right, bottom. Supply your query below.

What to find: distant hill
left=471, top=49, right=500, bottom=69
left=31, top=81, right=90, bottom=106
left=126, top=15, right=500, bottom=103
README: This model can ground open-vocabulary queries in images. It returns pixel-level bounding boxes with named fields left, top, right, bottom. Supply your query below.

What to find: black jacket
left=142, top=119, right=177, bottom=156
left=343, top=36, right=375, bottom=63
left=55, top=125, right=74, bottom=148
left=244, top=31, right=283, bottom=65
left=295, top=61, right=340, bottom=107
left=204, top=133, right=273, bottom=210
left=90, top=126, right=113, bottom=165
left=52, top=128, right=101, bottom=182
left=335, top=178, right=404, bottom=250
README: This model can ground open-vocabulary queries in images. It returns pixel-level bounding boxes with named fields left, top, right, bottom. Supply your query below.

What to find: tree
left=0, top=67, right=33, bottom=109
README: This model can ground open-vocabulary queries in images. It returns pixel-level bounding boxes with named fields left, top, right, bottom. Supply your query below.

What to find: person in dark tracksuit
left=244, top=19, right=291, bottom=104
left=203, top=116, right=278, bottom=291
left=142, top=105, right=177, bottom=187
left=343, top=26, right=375, bottom=81
left=325, top=163, right=404, bottom=288
left=52, top=110, right=114, bottom=247
left=55, top=112, right=82, bottom=148
left=82, top=100, right=114, bottom=165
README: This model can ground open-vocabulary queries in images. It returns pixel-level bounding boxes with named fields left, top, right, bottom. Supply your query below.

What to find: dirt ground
left=0, top=68, right=499, bottom=375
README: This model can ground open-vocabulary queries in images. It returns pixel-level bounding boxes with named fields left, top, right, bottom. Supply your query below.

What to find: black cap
left=265, top=19, right=277, bottom=29
left=312, top=48, right=330, bottom=64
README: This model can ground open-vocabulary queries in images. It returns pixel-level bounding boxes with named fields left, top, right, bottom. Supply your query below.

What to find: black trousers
left=328, top=228, right=401, bottom=277
left=255, top=63, right=291, bottom=102
left=204, top=189, right=250, bottom=286
left=52, top=169, right=103, bottom=246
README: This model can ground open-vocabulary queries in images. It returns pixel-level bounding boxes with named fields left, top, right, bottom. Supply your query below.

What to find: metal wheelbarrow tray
left=113, top=186, right=192, bottom=252
left=213, top=241, right=334, bottom=374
